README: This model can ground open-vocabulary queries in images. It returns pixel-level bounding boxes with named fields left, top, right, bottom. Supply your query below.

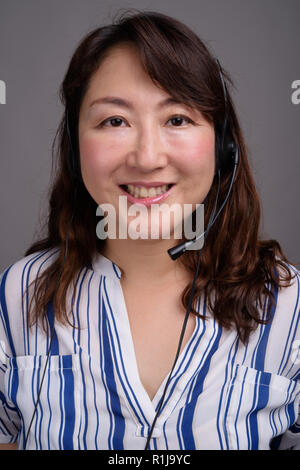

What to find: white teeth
left=124, top=184, right=170, bottom=198
left=148, top=188, right=157, bottom=197
left=140, top=187, right=148, bottom=198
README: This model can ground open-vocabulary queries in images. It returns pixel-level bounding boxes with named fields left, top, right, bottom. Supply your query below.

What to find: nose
left=125, top=123, right=168, bottom=172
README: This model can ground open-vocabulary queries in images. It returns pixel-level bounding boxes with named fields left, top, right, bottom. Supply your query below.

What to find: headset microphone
left=168, top=145, right=239, bottom=260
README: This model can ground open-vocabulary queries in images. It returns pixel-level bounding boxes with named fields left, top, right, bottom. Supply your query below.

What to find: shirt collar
left=91, top=252, right=122, bottom=280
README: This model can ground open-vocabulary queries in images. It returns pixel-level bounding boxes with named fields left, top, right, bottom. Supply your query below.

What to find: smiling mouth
left=120, top=184, right=174, bottom=199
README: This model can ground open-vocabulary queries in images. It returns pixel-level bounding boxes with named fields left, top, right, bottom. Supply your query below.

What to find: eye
left=97, top=114, right=194, bottom=128
left=167, top=115, right=194, bottom=127
left=98, top=116, right=127, bottom=128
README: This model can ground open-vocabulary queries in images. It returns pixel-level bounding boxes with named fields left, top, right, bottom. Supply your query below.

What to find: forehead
left=79, top=47, right=175, bottom=122
left=96, top=42, right=143, bottom=70
left=83, top=43, right=167, bottom=102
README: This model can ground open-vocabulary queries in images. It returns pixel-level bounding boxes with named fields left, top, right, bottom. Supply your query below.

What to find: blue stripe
left=46, top=301, right=59, bottom=355
left=233, top=369, right=247, bottom=450
left=58, top=359, right=64, bottom=449
left=37, top=356, right=44, bottom=450
left=74, top=270, right=89, bottom=449
left=283, top=380, right=298, bottom=433
left=47, top=359, right=52, bottom=449
left=250, top=294, right=269, bottom=369
left=180, top=321, right=222, bottom=449
left=62, top=355, right=75, bottom=450
left=217, top=338, right=240, bottom=450
left=249, top=371, right=271, bottom=449
left=86, top=272, right=100, bottom=449
left=112, top=264, right=121, bottom=279
left=100, top=302, right=114, bottom=449
left=245, top=369, right=257, bottom=449
left=84, top=272, right=98, bottom=449
left=31, top=355, right=38, bottom=449
left=222, top=362, right=242, bottom=450
left=21, top=250, right=56, bottom=355
left=254, top=281, right=278, bottom=371
left=101, top=294, right=125, bottom=449
left=9, top=359, right=19, bottom=415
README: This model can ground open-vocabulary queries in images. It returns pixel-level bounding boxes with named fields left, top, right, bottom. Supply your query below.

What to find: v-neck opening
left=98, top=259, right=215, bottom=434
left=116, top=278, right=201, bottom=411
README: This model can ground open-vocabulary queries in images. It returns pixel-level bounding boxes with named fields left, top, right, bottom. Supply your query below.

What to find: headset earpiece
left=214, top=59, right=237, bottom=174
left=214, top=123, right=236, bottom=175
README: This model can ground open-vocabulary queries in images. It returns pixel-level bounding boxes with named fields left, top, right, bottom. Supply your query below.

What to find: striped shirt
left=0, top=248, right=299, bottom=450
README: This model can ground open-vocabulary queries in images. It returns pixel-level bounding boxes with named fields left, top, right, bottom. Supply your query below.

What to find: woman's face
left=78, top=43, right=215, bottom=240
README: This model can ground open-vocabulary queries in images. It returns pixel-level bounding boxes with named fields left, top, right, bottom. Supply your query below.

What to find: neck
left=101, top=238, right=190, bottom=288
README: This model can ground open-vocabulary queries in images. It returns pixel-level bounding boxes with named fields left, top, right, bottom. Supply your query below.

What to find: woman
left=0, top=11, right=299, bottom=451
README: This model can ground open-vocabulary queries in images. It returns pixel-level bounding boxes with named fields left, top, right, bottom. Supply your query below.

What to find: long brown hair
left=25, top=9, right=297, bottom=343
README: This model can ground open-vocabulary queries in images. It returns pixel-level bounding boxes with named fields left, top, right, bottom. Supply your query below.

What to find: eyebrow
left=89, top=96, right=184, bottom=110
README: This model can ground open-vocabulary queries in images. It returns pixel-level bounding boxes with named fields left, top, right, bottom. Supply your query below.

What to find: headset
left=24, top=58, right=239, bottom=450
left=168, top=60, right=238, bottom=260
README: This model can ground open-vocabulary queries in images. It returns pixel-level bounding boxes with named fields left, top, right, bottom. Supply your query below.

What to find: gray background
left=0, top=0, right=299, bottom=272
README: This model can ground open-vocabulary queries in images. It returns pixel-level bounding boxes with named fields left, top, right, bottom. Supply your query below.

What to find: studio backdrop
left=0, top=0, right=299, bottom=271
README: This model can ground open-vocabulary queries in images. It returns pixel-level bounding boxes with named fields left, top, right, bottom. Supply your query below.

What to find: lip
left=119, top=183, right=175, bottom=207
left=121, top=181, right=173, bottom=188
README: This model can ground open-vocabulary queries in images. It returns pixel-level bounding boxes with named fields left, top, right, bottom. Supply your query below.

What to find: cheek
left=78, top=134, right=122, bottom=205
left=79, top=134, right=119, bottom=177
left=173, top=132, right=215, bottom=173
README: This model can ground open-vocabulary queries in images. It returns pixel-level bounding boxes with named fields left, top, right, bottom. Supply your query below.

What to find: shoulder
left=272, top=262, right=300, bottom=345
left=0, top=248, right=59, bottom=357
left=0, top=248, right=59, bottom=315
left=1, top=248, right=59, bottom=286
left=273, top=261, right=300, bottom=316
left=262, top=262, right=300, bottom=378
